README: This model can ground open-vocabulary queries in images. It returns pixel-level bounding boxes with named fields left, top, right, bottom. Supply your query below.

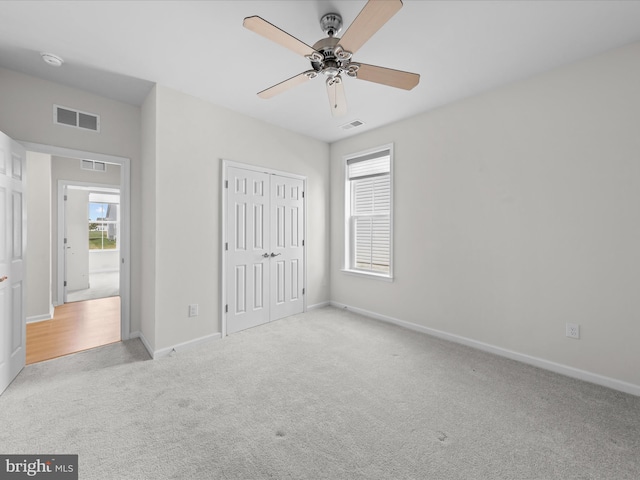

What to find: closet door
left=270, top=175, right=304, bottom=321
left=226, top=167, right=270, bottom=334
left=225, top=166, right=305, bottom=335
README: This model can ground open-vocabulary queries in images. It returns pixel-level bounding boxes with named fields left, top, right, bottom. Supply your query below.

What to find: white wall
left=0, top=67, right=142, bottom=331
left=25, top=151, right=52, bottom=321
left=89, top=250, right=119, bottom=273
left=330, top=42, right=640, bottom=389
left=144, top=85, right=330, bottom=352
left=140, top=86, right=157, bottom=349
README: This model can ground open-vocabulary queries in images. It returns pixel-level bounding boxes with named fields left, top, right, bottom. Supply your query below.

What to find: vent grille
left=54, top=105, right=100, bottom=132
left=340, top=119, right=365, bottom=130
left=81, top=159, right=107, bottom=172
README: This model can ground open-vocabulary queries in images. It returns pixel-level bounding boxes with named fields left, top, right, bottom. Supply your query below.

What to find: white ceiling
left=1, top=1, right=639, bottom=143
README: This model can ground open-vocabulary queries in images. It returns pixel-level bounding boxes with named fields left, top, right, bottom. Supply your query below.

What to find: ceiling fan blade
left=326, top=77, right=347, bottom=117
left=243, top=16, right=322, bottom=60
left=354, top=63, right=420, bottom=90
left=338, top=0, right=403, bottom=55
left=258, top=71, right=316, bottom=99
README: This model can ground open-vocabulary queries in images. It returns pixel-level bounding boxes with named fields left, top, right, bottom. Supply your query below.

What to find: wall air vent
left=54, top=104, right=100, bottom=132
left=81, top=159, right=107, bottom=172
left=340, top=119, right=365, bottom=131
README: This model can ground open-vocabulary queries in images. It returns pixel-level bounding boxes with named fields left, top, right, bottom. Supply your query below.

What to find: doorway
left=63, top=184, right=120, bottom=303
left=222, top=161, right=306, bottom=336
left=24, top=181, right=124, bottom=364
left=22, top=142, right=131, bottom=363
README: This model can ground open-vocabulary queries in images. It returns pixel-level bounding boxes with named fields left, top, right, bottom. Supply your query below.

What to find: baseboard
left=152, top=332, right=222, bottom=359
left=27, top=304, right=55, bottom=324
left=129, top=331, right=154, bottom=359
left=307, top=301, right=330, bottom=311
left=129, top=331, right=222, bottom=360
left=27, top=313, right=51, bottom=324
left=330, top=301, right=640, bottom=397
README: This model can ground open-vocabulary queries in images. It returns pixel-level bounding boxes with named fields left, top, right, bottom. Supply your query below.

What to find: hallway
left=26, top=297, right=121, bottom=364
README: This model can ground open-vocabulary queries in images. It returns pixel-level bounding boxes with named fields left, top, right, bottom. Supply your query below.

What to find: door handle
left=270, top=253, right=281, bottom=257
left=262, top=253, right=270, bottom=258
left=0, top=276, right=7, bottom=283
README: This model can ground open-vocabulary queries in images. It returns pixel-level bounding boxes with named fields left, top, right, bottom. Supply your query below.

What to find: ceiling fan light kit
left=243, top=0, right=420, bottom=117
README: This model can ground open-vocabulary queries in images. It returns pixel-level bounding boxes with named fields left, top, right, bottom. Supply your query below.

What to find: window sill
left=341, top=268, right=394, bottom=282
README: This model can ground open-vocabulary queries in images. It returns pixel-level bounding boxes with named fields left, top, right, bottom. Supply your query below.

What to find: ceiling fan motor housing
left=311, top=36, right=358, bottom=79
left=309, top=12, right=360, bottom=80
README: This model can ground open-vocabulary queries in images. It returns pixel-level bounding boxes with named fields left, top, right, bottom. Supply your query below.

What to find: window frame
left=343, top=143, right=394, bottom=281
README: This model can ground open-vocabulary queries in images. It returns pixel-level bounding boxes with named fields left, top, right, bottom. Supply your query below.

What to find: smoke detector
left=40, top=52, right=64, bottom=67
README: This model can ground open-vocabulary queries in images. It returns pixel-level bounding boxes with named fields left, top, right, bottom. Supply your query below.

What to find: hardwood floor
left=26, top=296, right=121, bottom=365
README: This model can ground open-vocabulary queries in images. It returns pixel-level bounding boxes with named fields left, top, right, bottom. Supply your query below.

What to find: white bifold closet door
left=226, top=167, right=304, bottom=334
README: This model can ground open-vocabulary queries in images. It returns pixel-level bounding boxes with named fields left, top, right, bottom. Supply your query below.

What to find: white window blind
left=348, top=153, right=390, bottom=180
left=346, top=148, right=392, bottom=276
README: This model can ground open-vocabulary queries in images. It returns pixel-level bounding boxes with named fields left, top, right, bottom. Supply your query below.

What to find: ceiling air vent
left=340, top=119, right=365, bottom=131
left=54, top=104, right=100, bottom=132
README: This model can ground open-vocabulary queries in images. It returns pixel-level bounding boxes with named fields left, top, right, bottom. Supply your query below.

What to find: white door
left=0, top=131, right=26, bottom=395
left=64, top=188, right=90, bottom=296
left=270, top=175, right=304, bottom=321
left=226, top=167, right=270, bottom=334
left=226, top=166, right=304, bottom=335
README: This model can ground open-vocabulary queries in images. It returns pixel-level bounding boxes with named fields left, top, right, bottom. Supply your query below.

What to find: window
left=89, top=201, right=119, bottom=250
left=344, top=145, right=393, bottom=278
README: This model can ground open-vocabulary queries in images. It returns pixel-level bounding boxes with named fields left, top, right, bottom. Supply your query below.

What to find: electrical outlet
left=188, top=304, right=199, bottom=317
left=566, top=323, right=580, bottom=339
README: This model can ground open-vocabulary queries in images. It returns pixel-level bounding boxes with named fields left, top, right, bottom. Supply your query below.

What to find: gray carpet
left=1, top=307, right=639, bottom=479
left=67, top=271, right=119, bottom=302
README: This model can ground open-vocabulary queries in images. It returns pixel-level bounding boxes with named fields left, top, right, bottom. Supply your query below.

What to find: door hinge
left=302, top=288, right=305, bottom=295
left=225, top=242, right=228, bottom=251
left=302, top=191, right=304, bottom=198
left=225, top=304, right=228, bottom=313
left=64, top=237, right=67, bottom=244
left=64, top=281, right=67, bottom=287
left=225, top=180, right=228, bottom=188
left=302, top=239, right=304, bottom=247
left=64, top=194, right=68, bottom=201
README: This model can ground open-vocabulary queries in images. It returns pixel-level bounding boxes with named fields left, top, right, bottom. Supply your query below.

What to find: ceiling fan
left=243, top=0, right=420, bottom=117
